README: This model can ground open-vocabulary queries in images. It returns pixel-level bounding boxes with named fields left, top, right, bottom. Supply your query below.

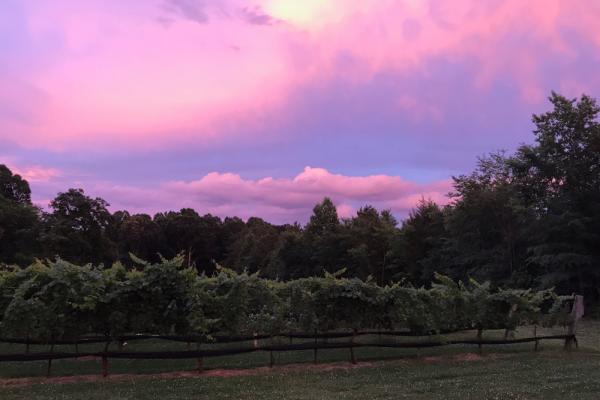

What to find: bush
left=0, top=257, right=572, bottom=341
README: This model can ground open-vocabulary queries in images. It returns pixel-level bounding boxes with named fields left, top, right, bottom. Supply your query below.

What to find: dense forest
left=1, top=93, right=599, bottom=301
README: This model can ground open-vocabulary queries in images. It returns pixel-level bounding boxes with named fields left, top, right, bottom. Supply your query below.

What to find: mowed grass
left=2, top=351, right=600, bottom=400
left=1, top=321, right=599, bottom=399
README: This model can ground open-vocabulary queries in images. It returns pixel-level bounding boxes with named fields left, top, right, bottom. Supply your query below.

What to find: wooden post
left=46, top=343, right=55, bottom=378
left=533, top=325, right=538, bottom=351
left=196, top=342, right=203, bottom=374
left=313, top=330, right=318, bottom=364
left=269, top=335, right=274, bottom=368
left=350, top=329, right=357, bottom=364
left=102, top=340, right=110, bottom=377
left=477, top=329, right=483, bottom=354
left=102, top=355, right=108, bottom=377
left=504, top=304, right=518, bottom=340
left=253, top=332, right=258, bottom=349
left=565, top=295, right=584, bottom=351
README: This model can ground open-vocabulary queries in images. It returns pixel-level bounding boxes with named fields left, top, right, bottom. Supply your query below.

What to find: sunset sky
left=2, top=0, right=600, bottom=222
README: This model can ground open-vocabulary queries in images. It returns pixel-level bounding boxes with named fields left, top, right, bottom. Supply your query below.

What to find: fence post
left=504, top=304, right=518, bottom=340
left=313, top=330, right=318, bottom=364
left=269, top=335, right=274, bottom=368
left=46, top=342, right=55, bottom=378
left=533, top=325, right=538, bottom=351
left=102, top=339, right=110, bottom=377
left=102, top=355, right=108, bottom=378
left=565, top=295, right=584, bottom=350
left=350, top=329, right=357, bottom=364
left=196, top=341, right=203, bottom=374
left=477, top=329, right=483, bottom=354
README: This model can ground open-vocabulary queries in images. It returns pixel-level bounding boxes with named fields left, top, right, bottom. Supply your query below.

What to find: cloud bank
left=2, top=0, right=600, bottom=150
left=26, top=166, right=451, bottom=223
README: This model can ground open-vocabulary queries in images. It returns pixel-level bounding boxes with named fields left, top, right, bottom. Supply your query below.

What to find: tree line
left=1, top=92, right=599, bottom=301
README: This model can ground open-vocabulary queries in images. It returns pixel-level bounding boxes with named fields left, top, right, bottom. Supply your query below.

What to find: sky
left=1, top=0, right=600, bottom=223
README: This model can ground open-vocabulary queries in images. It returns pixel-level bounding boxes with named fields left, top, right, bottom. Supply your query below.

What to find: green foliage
left=0, top=165, right=31, bottom=205
left=0, top=258, right=571, bottom=341
left=392, top=199, right=446, bottom=285
left=0, top=259, right=105, bottom=340
left=0, top=165, right=40, bottom=265
left=41, top=188, right=116, bottom=265
left=510, top=92, right=600, bottom=298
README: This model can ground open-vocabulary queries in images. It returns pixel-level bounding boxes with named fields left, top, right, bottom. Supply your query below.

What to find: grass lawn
left=1, top=321, right=599, bottom=399
left=2, top=351, right=600, bottom=399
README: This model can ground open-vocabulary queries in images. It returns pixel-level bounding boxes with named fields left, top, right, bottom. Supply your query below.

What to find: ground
left=1, top=321, right=599, bottom=399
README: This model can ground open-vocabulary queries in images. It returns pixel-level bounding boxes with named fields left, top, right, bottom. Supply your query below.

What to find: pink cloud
left=77, top=167, right=452, bottom=223
left=0, top=157, right=61, bottom=183
left=13, top=165, right=61, bottom=183
left=3, top=0, right=600, bottom=150
left=335, top=203, right=355, bottom=219
left=4, top=1, right=296, bottom=150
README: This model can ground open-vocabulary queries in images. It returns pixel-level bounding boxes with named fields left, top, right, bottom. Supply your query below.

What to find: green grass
left=2, top=351, right=600, bottom=399
left=1, top=322, right=599, bottom=399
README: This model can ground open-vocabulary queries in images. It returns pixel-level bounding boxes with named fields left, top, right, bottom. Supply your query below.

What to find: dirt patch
left=453, top=353, right=483, bottom=362
left=0, top=361, right=380, bottom=388
left=423, top=356, right=443, bottom=363
left=421, top=352, right=508, bottom=364
left=0, top=353, right=506, bottom=388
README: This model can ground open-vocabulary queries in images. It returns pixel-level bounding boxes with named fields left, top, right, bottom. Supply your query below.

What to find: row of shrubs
left=0, top=255, right=573, bottom=341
